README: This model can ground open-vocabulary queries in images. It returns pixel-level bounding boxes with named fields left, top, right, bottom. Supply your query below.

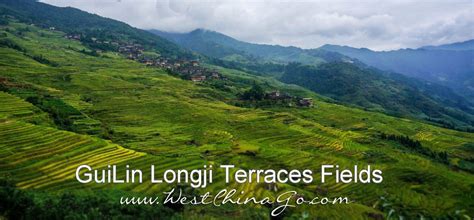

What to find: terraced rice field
left=0, top=21, right=473, bottom=219
left=0, top=119, right=141, bottom=187
left=0, top=118, right=273, bottom=202
left=0, top=91, right=40, bottom=120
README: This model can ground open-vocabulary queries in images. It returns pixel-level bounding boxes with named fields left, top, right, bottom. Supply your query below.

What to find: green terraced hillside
left=0, top=15, right=473, bottom=220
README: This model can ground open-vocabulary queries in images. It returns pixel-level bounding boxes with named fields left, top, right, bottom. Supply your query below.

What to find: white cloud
left=41, top=0, right=474, bottom=50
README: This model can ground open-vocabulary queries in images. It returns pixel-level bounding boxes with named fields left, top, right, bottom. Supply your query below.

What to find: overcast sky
left=41, top=0, right=473, bottom=51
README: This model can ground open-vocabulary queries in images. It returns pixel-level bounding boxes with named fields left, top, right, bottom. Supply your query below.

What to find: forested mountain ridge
left=320, top=42, right=474, bottom=100
left=0, top=0, right=194, bottom=59
left=421, top=39, right=474, bottom=51
left=281, top=62, right=474, bottom=131
left=150, top=28, right=350, bottom=65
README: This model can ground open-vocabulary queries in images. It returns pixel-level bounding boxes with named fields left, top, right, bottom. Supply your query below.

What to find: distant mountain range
left=320, top=41, right=474, bottom=100
left=420, top=39, right=474, bottom=51
left=150, top=29, right=351, bottom=66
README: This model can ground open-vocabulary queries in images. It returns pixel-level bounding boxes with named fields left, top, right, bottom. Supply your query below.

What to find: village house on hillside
left=211, top=71, right=220, bottom=79
left=65, top=34, right=81, bottom=40
left=118, top=44, right=144, bottom=60
left=191, top=75, right=206, bottom=82
left=267, top=91, right=281, bottom=99
left=266, top=90, right=293, bottom=100
left=144, top=59, right=153, bottom=66
left=154, top=59, right=222, bottom=82
left=298, top=98, right=313, bottom=107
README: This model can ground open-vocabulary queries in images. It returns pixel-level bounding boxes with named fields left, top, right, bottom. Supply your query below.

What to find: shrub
left=380, top=132, right=449, bottom=164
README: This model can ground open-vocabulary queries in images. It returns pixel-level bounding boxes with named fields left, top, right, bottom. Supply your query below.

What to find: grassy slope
left=0, top=21, right=473, bottom=219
